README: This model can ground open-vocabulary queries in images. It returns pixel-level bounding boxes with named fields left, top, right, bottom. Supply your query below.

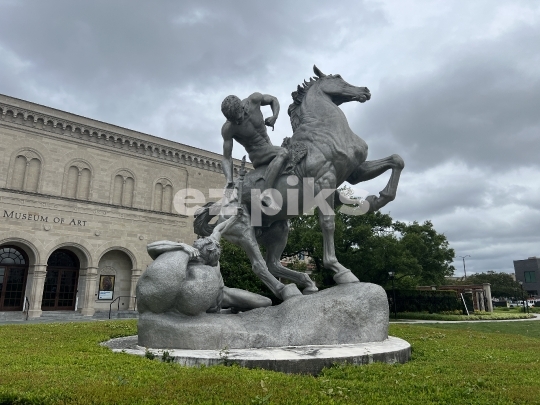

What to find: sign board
left=98, top=275, right=115, bottom=300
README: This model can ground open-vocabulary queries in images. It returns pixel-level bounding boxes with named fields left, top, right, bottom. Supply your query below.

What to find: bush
left=386, top=289, right=465, bottom=314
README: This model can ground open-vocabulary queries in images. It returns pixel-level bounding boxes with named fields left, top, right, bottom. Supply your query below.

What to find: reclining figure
left=137, top=215, right=272, bottom=316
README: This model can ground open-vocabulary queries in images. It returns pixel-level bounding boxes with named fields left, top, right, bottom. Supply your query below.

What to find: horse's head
left=313, top=65, right=371, bottom=105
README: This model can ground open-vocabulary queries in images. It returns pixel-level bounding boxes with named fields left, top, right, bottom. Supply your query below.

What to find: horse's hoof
left=302, top=286, right=318, bottom=295
left=364, top=195, right=380, bottom=212
left=333, top=270, right=360, bottom=284
left=279, top=284, right=303, bottom=300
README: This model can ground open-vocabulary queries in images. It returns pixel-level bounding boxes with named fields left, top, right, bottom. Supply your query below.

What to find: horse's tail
left=193, top=201, right=220, bottom=237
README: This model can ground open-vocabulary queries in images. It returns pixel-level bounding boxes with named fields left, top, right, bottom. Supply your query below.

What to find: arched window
left=0, top=245, right=29, bottom=311
left=63, top=161, right=92, bottom=200
left=10, top=150, right=42, bottom=192
left=153, top=179, right=173, bottom=212
left=47, top=249, right=79, bottom=268
left=112, top=170, right=135, bottom=207
left=0, top=247, right=27, bottom=265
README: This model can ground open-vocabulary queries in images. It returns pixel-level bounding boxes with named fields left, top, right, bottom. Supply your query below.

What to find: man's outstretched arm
left=210, top=214, right=239, bottom=242
left=221, top=125, right=234, bottom=188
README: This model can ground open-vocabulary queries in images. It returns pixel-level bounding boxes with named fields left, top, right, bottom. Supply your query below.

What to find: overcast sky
left=1, top=0, right=539, bottom=276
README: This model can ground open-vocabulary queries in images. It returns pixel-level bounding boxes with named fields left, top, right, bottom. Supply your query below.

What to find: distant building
left=513, top=257, right=540, bottom=297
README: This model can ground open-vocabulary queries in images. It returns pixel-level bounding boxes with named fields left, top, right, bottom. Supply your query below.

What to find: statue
left=137, top=215, right=272, bottom=316
left=196, top=66, right=404, bottom=301
left=221, top=92, right=289, bottom=208
left=134, top=66, right=408, bottom=355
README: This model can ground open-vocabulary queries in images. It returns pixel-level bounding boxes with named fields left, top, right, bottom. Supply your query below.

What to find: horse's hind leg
left=258, top=220, right=318, bottom=295
left=223, top=213, right=302, bottom=301
left=314, top=172, right=360, bottom=285
left=347, top=154, right=404, bottom=212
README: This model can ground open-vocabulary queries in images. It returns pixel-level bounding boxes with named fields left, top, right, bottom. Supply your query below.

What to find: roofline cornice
left=0, top=96, right=250, bottom=174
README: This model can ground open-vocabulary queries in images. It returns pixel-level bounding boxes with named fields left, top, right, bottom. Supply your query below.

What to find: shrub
left=386, top=289, right=464, bottom=313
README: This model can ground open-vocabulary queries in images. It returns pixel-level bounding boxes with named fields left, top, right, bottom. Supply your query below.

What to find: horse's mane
left=288, top=76, right=320, bottom=132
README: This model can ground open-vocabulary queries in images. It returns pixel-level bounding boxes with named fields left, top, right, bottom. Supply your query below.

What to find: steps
left=93, top=310, right=138, bottom=320
left=0, top=309, right=138, bottom=323
left=39, top=310, right=88, bottom=321
left=0, top=311, right=26, bottom=321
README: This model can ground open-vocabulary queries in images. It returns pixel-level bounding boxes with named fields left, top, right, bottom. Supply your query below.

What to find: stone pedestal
left=104, top=335, right=411, bottom=375
left=138, top=282, right=389, bottom=350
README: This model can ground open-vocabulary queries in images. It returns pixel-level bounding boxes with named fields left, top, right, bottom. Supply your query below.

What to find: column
left=479, top=291, right=486, bottom=311
left=27, top=264, right=47, bottom=319
left=129, top=269, right=142, bottom=310
left=483, top=283, right=493, bottom=312
left=80, top=267, right=98, bottom=316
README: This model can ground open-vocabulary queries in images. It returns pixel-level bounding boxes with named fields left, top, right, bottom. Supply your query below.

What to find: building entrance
left=42, top=249, right=80, bottom=311
left=0, top=246, right=29, bottom=311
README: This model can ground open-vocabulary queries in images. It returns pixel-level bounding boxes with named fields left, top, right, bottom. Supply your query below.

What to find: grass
left=389, top=311, right=534, bottom=321
left=495, top=306, right=540, bottom=314
left=422, top=319, right=540, bottom=340
left=0, top=319, right=539, bottom=404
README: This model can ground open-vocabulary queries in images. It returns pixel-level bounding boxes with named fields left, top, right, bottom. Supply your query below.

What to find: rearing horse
left=195, top=66, right=404, bottom=301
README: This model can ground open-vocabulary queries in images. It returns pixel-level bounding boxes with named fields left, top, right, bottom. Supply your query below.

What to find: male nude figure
left=139, top=214, right=271, bottom=315
left=221, top=93, right=288, bottom=207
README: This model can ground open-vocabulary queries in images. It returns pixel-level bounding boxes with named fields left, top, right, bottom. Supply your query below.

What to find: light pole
left=458, top=255, right=471, bottom=280
left=389, top=271, right=397, bottom=319
left=519, top=281, right=529, bottom=314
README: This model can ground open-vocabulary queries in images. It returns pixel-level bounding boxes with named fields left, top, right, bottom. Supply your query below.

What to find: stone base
left=138, top=283, right=389, bottom=350
left=103, top=336, right=411, bottom=375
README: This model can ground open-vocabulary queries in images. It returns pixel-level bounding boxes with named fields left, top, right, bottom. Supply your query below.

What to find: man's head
left=221, top=95, right=244, bottom=124
left=192, top=237, right=221, bottom=267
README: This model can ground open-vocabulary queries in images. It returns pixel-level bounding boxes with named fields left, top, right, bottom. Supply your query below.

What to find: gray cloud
left=357, top=22, right=540, bottom=172
left=0, top=0, right=539, bottom=276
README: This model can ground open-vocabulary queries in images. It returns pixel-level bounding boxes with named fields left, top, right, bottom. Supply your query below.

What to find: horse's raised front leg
left=346, top=154, right=404, bottom=212
left=257, top=220, right=318, bottom=294
left=314, top=173, right=360, bottom=285
left=222, top=209, right=302, bottom=301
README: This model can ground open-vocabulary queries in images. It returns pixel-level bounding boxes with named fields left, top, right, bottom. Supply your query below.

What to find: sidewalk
left=390, top=313, right=540, bottom=324
left=0, top=310, right=138, bottom=325
left=1, top=312, right=537, bottom=326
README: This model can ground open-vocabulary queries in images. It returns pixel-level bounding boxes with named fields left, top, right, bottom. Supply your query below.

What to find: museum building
left=0, top=94, right=241, bottom=318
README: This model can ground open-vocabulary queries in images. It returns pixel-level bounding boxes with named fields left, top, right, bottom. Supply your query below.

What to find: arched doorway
left=42, top=249, right=80, bottom=311
left=95, top=249, right=134, bottom=311
left=0, top=245, right=29, bottom=311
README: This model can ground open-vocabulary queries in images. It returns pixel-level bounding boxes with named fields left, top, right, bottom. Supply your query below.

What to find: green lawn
left=1, top=320, right=539, bottom=404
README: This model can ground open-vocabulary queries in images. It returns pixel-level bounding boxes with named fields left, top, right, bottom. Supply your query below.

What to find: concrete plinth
left=138, top=283, right=390, bottom=350
left=102, top=335, right=411, bottom=375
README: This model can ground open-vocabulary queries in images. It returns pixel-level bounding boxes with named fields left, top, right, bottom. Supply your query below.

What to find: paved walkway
left=0, top=310, right=137, bottom=325
left=390, top=313, right=540, bottom=324
left=0, top=312, right=538, bottom=326
left=0, top=316, right=105, bottom=325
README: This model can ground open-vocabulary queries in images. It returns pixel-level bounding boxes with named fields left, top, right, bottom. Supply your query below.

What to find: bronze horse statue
left=195, top=66, right=404, bottom=301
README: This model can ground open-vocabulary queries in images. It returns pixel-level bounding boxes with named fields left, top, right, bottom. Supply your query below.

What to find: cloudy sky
left=1, top=0, right=539, bottom=276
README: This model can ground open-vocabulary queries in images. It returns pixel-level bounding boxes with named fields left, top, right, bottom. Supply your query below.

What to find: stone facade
left=0, top=94, right=245, bottom=318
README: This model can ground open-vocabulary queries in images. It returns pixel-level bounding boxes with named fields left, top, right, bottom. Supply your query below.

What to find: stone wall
left=0, top=93, right=246, bottom=317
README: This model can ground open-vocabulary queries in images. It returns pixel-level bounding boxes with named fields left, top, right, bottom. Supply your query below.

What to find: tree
left=283, top=209, right=455, bottom=290
left=218, top=239, right=278, bottom=302
left=460, top=271, right=522, bottom=299
left=219, top=199, right=455, bottom=294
